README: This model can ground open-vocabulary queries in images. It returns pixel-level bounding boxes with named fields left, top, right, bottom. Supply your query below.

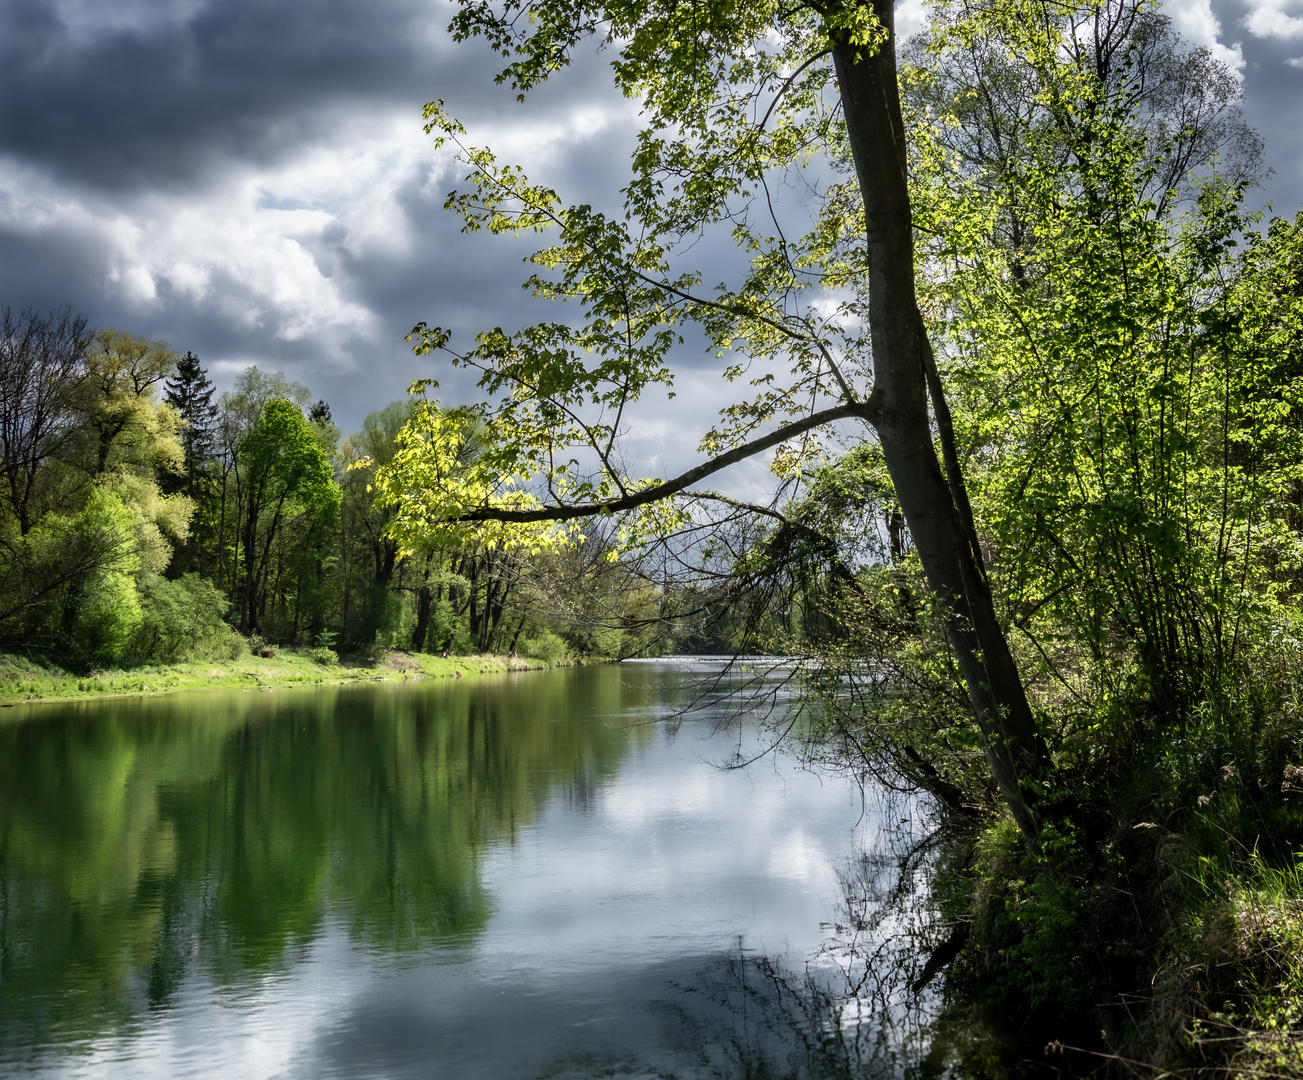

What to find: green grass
left=1160, top=850, right=1303, bottom=1075
left=0, top=647, right=556, bottom=706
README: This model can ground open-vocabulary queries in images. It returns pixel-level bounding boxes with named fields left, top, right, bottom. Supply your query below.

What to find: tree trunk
left=832, top=6, right=1050, bottom=843
left=239, top=501, right=258, bottom=633
left=467, top=557, right=481, bottom=650
left=413, top=583, right=434, bottom=652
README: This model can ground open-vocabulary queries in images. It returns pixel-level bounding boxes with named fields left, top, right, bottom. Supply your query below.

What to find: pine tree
left=163, top=351, right=217, bottom=494
left=161, top=351, right=219, bottom=577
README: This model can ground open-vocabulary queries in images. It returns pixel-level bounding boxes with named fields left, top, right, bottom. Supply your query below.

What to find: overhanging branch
left=459, top=398, right=879, bottom=523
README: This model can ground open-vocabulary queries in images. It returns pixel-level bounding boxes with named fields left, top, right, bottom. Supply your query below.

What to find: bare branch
left=458, top=399, right=879, bottom=523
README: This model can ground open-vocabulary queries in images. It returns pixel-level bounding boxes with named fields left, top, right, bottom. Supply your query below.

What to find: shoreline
left=0, top=648, right=559, bottom=709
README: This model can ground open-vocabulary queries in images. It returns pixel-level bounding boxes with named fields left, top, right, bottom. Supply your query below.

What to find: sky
left=1, top=0, right=1301, bottom=476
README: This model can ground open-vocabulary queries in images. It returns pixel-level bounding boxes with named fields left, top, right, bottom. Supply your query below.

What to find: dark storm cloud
left=0, top=0, right=624, bottom=191
left=1, top=0, right=452, bottom=190
left=1237, top=40, right=1303, bottom=214
left=1175, top=0, right=1303, bottom=218
left=0, top=0, right=1300, bottom=454
left=0, top=0, right=643, bottom=433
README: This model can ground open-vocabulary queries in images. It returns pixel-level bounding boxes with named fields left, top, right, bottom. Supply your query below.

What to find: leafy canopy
left=399, top=0, right=898, bottom=548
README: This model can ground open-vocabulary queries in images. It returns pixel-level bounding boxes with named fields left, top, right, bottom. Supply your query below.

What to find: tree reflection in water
left=0, top=672, right=636, bottom=1056
left=1, top=664, right=963, bottom=1078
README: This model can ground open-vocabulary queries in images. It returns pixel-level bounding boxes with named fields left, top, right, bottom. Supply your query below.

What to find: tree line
left=0, top=317, right=668, bottom=667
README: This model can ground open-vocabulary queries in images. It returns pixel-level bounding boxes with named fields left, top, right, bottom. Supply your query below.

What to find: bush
left=519, top=630, right=569, bottom=665
left=2, top=489, right=144, bottom=663
left=308, top=646, right=339, bottom=666
left=75, top=569, right=143, bottom=662
left=201, top=626, right=249, bottom=661
left=129, top=573, right=231, bottom=662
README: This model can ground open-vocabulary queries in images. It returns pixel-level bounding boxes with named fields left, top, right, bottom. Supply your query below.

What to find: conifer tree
left=161, top=351, right=218, bottom=576
left=164, top=350, right=217, bottom=494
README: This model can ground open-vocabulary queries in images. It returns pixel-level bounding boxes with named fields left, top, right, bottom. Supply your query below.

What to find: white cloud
left=896, top=0, right=929, bottom=40
left=1240, top=0, right=1303, bottom=38
left=1244, top=0, right=1303, bottom=39
left=1288, top=54, right=1303, bottom=65
left=0, top=110, right=435, bottom=367
left=0, top=81, right=646, bottom=380
left=1163, top=0, right=1245, bottom=74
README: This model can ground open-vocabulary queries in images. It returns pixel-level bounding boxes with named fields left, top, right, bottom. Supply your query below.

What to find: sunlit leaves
left=912, top=22, right=1298, bottom=706
left=398, top=1, right=891, bottom=554
left=370, top=399, right=568, bottom=556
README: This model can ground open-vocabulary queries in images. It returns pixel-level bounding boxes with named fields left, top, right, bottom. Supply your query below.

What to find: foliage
left=1, top=488, right=143, bottom=662
left=130, top=573, right=233, bottom=662
left=233, top=396, right=341, bottom=633
left=371, top=396, right=566, bottom=556
left=919, top=101, right=1291, bottom=724
left=0, top=317, right=638, bottom=669
left=165, top=350, right=218, bottom=474
left=518, top=630, right=570, bottom=665
left=77, top=329, right=183, bottom=479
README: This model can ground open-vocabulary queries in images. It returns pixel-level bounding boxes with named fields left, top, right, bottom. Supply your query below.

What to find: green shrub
left=200, top=626, right=249, bottom=661
left=519, top=630, right=569, bottom=665
left=74, top=569, right=143, bottom=662
left=130, top=573, right=231, bottom=662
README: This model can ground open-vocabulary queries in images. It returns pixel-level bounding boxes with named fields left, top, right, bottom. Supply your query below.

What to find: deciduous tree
left=410, top=0, right=1048, bottom=838
left=0, top=306, right=89, bottom=535
left=235, top=398, right=340, bottom=633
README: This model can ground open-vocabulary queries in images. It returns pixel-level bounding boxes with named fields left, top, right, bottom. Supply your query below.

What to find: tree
left=0, top=489, right=139, bottom=639
left=339, top=399, right=415, bottom=645
left=0, top=306, right=89, bottom=535
left=209, top=367, right=313, bottom=593
left=164, top=350, right=218, bottom=495
left=235, top=398, right=340, bottom=633
left=901, top=0, right=1262, bottom=241
left=162, top=351, right=219, bottom=575
left=77, top=330, right=180, bottom=479
left=407, top=0, right=1047, bottom=839
left=371, top=398, right=563, bottom=653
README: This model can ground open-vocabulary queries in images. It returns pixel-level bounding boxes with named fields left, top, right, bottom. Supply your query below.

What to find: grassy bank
left=801, top=605, right=1303, bottom=1075
left=0, top=647, right=556, bottom=706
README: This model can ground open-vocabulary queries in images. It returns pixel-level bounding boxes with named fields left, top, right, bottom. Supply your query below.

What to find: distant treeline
left=0, top=308, right=711, bottom=667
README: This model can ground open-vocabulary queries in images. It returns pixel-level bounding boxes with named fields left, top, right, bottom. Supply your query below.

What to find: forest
left=0, top=320, right=675, bottom=670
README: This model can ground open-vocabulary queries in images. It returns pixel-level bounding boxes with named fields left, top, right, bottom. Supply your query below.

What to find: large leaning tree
left=404, top=0, right=1052, bottom=840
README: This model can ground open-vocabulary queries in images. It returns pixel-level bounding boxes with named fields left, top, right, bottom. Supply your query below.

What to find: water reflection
left=0, top=663, right=929, bottom=1078
left=1, top=674, right=636, bottom=1045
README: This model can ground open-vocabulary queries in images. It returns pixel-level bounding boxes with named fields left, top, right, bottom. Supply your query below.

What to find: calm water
left=0, top=661, right=935, bottom=1078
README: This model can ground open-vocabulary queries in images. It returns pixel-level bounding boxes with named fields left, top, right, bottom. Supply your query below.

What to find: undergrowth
left=924, top=665, right=1303, bottom=1078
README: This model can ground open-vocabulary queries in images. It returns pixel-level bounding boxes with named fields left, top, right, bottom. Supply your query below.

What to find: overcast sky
left=1, top=0, right=1300, bottom=476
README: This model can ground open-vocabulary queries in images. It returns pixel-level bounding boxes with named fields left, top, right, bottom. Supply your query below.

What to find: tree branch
left=458, top=399, right=879, bottom=523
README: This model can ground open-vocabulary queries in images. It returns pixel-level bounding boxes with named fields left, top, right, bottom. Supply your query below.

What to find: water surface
left=0, top=661, right=927, bottom=1078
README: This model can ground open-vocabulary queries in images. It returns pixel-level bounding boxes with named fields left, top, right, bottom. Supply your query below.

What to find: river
left=0, top=660, right=940, bottom=1078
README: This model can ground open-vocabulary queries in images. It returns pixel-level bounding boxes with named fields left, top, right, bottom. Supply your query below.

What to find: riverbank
left=0, top=647, right=554, bottom=706
left=919, top=741, right=1303, bottom=1077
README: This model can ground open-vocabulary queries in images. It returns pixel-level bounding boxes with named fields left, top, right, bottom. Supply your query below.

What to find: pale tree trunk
left=832, top=3, right=1050, bottom=843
